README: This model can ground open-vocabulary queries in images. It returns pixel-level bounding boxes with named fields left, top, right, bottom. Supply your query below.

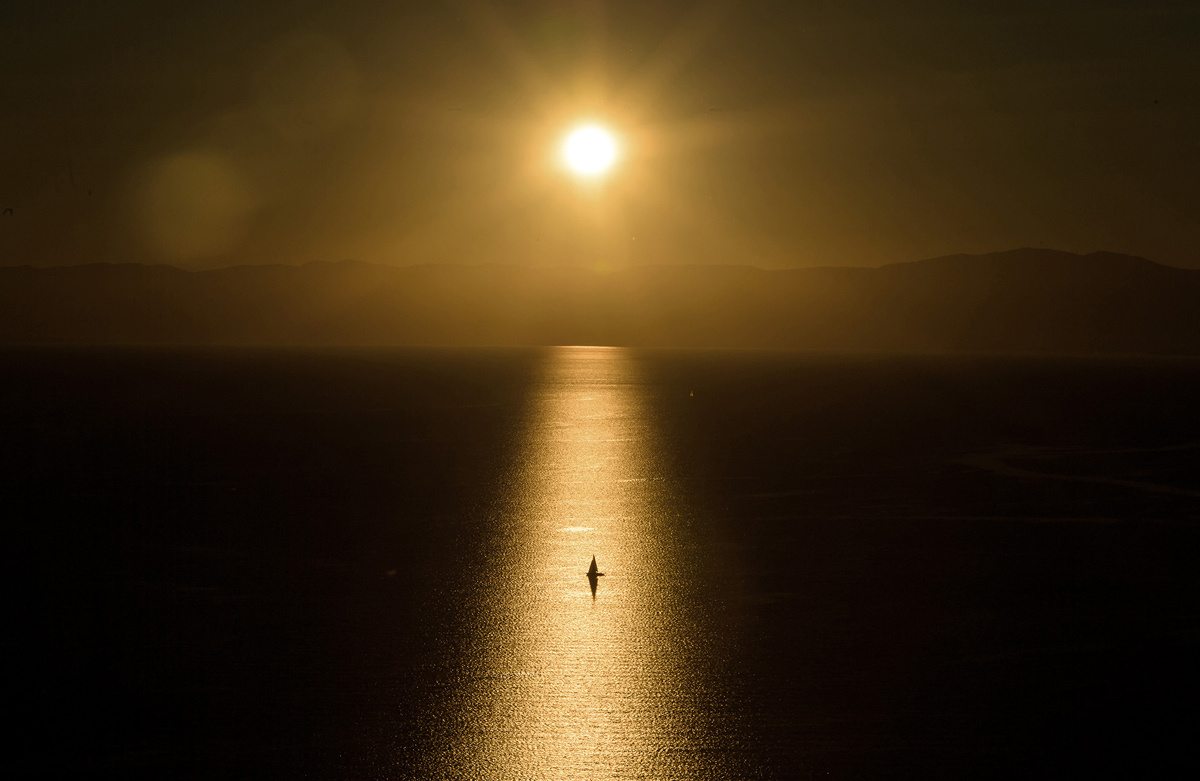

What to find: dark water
left=5, top=347, right=1200, bottom=779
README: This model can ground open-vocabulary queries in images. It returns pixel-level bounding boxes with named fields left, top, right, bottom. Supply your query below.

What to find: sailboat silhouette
left=587, top=555, right=605, bottom=599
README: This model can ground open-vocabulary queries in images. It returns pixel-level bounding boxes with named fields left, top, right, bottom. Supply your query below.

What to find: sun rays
left=387, top=2, right=774, bottom=268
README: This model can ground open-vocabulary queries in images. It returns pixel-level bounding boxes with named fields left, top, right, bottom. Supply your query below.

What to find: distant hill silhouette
left=2, top=249, right=1199, bottom=353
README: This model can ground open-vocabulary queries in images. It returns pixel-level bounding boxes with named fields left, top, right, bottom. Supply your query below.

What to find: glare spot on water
left=426, top=346, right=745, bottom=780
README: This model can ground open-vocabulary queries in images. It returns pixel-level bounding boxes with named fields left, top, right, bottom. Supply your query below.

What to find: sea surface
left=5, top=347, right=1200, bottom=779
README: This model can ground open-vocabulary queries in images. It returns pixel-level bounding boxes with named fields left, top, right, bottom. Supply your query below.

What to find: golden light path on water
left=430, top=347, right=745, bottom=780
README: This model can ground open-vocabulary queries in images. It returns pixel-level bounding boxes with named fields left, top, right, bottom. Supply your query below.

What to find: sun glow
left=561, top=124, right=618, bottom=177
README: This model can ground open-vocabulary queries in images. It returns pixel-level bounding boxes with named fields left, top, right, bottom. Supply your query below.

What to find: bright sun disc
left=562, top=125, right=618, bottom=176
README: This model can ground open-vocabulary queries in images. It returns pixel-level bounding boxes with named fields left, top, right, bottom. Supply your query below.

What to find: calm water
left=6, top=347, right=1200, bottom=779
left=419, top=348, right=751, bottom=779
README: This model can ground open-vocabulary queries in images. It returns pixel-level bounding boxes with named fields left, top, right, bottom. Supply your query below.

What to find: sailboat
left=587, top=555, right=605, bottom=577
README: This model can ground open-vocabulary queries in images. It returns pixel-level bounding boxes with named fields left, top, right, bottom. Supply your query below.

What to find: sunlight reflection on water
left=429, top=347, right=748, bottom=780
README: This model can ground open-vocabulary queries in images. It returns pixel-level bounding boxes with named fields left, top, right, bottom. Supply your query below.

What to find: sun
left=561, top=124, right=619, bottom=177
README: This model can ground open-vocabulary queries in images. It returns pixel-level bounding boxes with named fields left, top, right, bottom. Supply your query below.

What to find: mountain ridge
left=2, top=249, right=1198, bottom=354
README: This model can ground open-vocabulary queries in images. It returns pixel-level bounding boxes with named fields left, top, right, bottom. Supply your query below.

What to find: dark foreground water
left=4, top=347, right=1200, bottom=779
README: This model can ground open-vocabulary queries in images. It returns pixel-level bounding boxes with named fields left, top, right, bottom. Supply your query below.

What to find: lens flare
left=562, top=124, right=618, bottom=177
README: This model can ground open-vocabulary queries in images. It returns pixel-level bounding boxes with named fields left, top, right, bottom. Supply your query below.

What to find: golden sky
left=3, top=1, right=1200, bottom=269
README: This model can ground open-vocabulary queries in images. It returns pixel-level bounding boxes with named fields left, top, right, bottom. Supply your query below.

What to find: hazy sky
left=3, top=1, right=1199, bottom=269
